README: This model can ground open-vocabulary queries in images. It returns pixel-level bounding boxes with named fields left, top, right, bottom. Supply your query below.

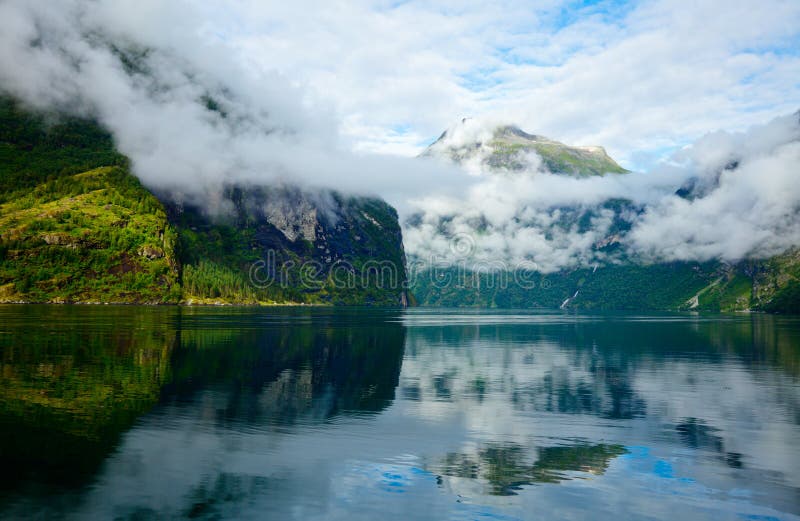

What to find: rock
left=259, top=188, right=320, bottom=242
left=41, top=233, right=80, bottom=248
left=139, top=245, right=164, bottom=260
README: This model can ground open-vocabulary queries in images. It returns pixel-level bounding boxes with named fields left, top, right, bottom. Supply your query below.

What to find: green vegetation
left=487, top=140, right=628, bottom=176
left=424, top=124, right=627, bottom=177
left=0, top=96, right=180, bottom=303
left=0, top=95, right=796, bottom=311
left=412, top=257, right=800, bottom=313
left=413, top=262, right=716, bottom=310
left=173, top=191, right=408, bottom=306
left=0, top=305, right=406, bottom=487
left=0, top=97, right=127, bottom=197
left=0, top=305, right=176, bottom=482
left=0, top=94, right=407, bottom=305
left=0, top=166, right=181, bottom=303
left=431, top=442, right=627, bottom=496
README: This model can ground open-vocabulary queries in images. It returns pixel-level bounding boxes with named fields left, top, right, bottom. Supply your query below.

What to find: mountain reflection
left=0, top=306, right=175, bottom=487
left=432, top=442, right=627, bottom=496
left=0, top=306, right=405, bottom=493
left=0, top=308, right=798, bottom=520
left=165, top=309, right=406, bottom=422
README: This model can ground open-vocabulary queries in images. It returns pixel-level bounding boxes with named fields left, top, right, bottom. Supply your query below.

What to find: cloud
left=0, top=0, right=797, bottom=270
left=628, top=113, right=800, bottom=261
left=0, top=0, right=468, bottom=209
left=212, top=0, right=800, bottom=168
left=404, top=113, right=800, bottom=271
left=6, top=0, right=790, bottom=169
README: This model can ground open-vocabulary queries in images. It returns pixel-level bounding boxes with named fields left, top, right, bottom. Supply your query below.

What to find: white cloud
left=204, top=0, right=800, bottom=167
left=0, top=0, right=469, bottom=207
left=0, top=0, right=797, bottom=270
left=404, top=113, right=800, bottom=270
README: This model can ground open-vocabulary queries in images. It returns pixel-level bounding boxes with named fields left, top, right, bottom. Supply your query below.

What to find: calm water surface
left=0, top=305, right=798, bottom=520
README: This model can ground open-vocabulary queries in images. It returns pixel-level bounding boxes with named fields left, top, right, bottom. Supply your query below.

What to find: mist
left=0, top=0, right=468, bottom=211
left=405, top=113, right=800, bottom=271
left=0, top=0, right=798, bottom=271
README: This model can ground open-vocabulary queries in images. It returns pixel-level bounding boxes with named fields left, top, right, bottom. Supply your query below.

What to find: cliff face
left=0, top=96, right=408, bottom=306
left=169, top=185, right=409, bottom=306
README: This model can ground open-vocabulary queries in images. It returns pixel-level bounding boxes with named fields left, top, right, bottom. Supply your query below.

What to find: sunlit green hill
left=0, top=96, right=408, bottom=305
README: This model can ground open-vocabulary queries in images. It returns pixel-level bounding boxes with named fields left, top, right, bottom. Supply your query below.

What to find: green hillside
left=0, top=96, right=408, bottom=306
left=0, top=98, right=180, bottom=303
left=0, top=97, right=127, bottom=195
left=411, top=254, right=800, bottom=313
left=0, top=166, right=181, bottom=303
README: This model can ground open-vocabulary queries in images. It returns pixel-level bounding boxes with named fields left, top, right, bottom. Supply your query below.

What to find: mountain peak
left=493, top=125, right=544, bottom=141
left=424, top=121, right=627, bottom=177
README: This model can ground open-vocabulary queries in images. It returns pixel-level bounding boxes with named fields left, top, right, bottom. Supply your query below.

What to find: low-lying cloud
left=0, top=0, right=466, bottom=210
left=0, top=0, right=798, bottom=272
left=405, top=113, right=800, bottom=271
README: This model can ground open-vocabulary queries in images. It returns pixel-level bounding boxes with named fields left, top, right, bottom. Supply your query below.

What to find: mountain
left=423, top=123, right=627, bottom=176
left=0, top=96, right=408, bottom=305
left=410, top=123, right=800, bottom=313
left=166, top=185, right=408, bottom=306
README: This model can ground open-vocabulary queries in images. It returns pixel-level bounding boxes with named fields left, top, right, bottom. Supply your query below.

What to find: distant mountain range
left=410, top=121, right=800, bottom=313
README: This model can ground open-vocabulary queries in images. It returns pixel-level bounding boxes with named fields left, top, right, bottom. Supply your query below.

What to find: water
left=0, top=306, right=798, bottom=520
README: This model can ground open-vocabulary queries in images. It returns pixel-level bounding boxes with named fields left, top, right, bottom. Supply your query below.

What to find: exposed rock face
left=165, top=184, right=410, bottom=306
left=138, top=245, right=164, bottom=260
left=42, top=233, right=76, bottom=247
left=259, top=188, right=320, bottom=242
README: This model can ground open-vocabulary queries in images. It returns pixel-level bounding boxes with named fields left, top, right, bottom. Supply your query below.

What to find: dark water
left=0, top=306, right=799, bottom=520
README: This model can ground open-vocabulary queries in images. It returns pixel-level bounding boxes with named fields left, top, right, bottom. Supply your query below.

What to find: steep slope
left=680, top=249, right=800, bottom=313
left=0, top=97, right=128, bottom=194
left=0, top=98, right=180, bottom=303
left=0, top=167, right=181, bottom=303
left=169, top=185, right=408, bottom=306
left=423, top=123, right=627, bottom=176
left=0, top=96, right=408, bottom=306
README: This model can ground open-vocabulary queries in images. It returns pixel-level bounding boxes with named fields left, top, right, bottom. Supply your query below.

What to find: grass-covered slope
left=757, top=250, right=800, bottom=313
left=0, top=97, right=180, bottom=303
left=0, top=97, right=127, bottom=195
left=690, top=249, right=800, bottom=313
left=424, top=125, right=627, bottom=177
left=0, top=166, right=181, bottom=303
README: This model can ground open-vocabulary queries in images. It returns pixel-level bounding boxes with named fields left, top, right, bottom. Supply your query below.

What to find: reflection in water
left=676, top=418, right=744, bottom=469
left=0, top=307, right=798, bottom=520
left=167, top=311, right=405, bottom=423
left=0, top=306, right=175, bottom=487
left=434, top=442, right=627, bottom=495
